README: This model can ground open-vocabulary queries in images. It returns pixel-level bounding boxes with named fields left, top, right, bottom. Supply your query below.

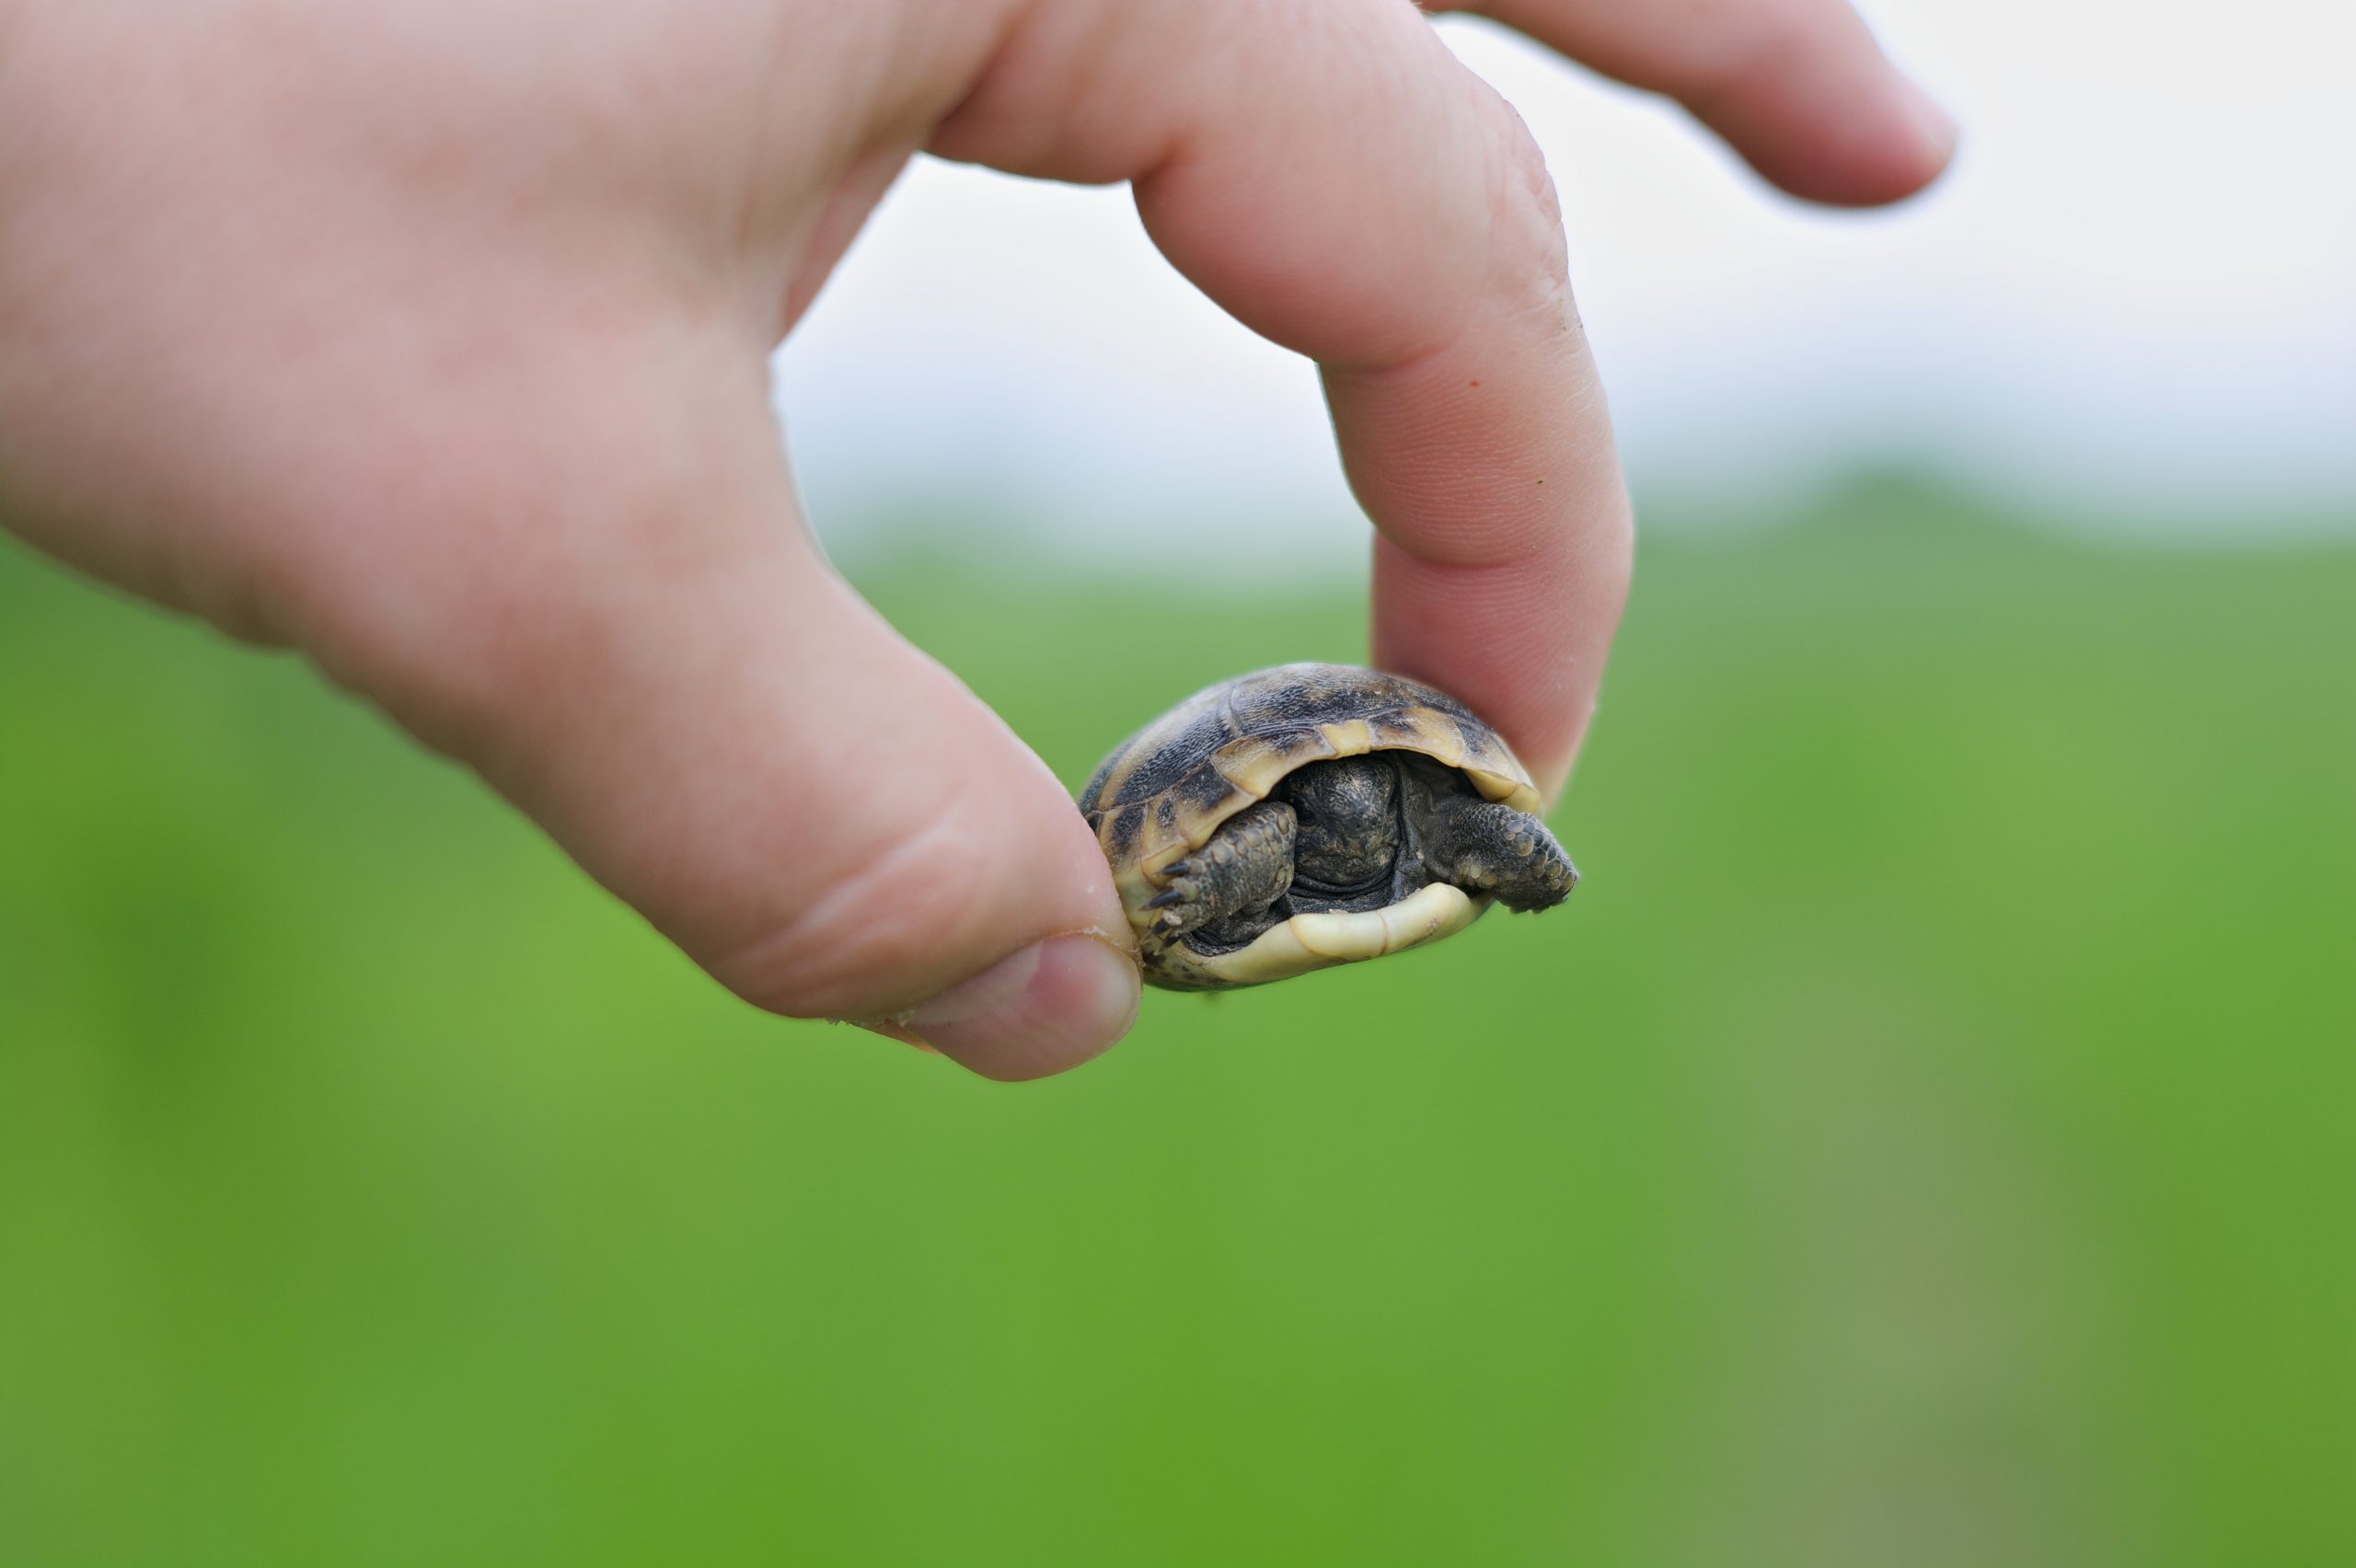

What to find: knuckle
left=707, top=797, right=1014, bottom=1022
left=238, top=343, right=757, bottom=755
left=1477, top=94, right=1572, bottom=313
left=1674, top=4, right=1823, bottom=109
left=280, top=525, right=629, bottom=770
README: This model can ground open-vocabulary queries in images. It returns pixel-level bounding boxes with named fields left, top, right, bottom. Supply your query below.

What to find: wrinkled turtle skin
left=1079, top=663, right=1576, bottom=990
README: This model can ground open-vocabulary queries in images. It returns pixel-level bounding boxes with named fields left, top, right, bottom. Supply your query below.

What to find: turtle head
left=1278, top=755, right=1400, bottom=896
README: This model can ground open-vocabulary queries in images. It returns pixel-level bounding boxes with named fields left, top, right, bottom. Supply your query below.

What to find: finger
left=0, top=5, right=1138, bottom=1079
left=1443, top=0, right=1955, bottom=206
left=939, top=0, right=1629, bottom=796
left=98, top=313, right=1138, bottom=1081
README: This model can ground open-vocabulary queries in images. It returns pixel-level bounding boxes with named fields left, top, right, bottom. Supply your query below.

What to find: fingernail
left=1900, top=75, right=1959, bottom=162
left=902, top=935, right=1140, bottom=1081
left=860, top=1023, right=941, bottom=1055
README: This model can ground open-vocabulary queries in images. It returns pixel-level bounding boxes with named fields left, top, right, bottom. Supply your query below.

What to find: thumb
left=281, top=330, right=1139, bottom=1080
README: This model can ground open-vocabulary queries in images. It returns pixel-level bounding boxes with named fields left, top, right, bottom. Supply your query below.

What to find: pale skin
left=0, top=0, right=1950, bottom=1079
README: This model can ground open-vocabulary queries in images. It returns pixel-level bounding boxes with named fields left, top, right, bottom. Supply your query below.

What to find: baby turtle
left=1079, top=663, right=1578, bottom=990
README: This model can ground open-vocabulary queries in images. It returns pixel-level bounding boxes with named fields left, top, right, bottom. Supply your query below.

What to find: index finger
left=1329, top=232, right=1632, bottom=804
left=970, top=0, right=1630, bottom=798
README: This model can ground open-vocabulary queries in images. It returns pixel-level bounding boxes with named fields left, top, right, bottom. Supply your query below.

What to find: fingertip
left=1890, top=73, right=1961, bottom=190
left=881, top=933, right=1143, bottom=1082
left=1703, top=65, right=1958, bottom=207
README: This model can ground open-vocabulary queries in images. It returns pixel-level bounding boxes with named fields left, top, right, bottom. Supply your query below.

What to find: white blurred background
left=774, top=0, right=2356, bottom=571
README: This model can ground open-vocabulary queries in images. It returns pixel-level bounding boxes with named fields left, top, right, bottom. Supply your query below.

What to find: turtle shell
left=1080, top=663, right=1542, bottom=989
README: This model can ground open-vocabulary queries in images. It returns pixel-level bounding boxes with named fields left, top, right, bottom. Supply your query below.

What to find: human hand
left=0, top=0, right=1948, bottom=1078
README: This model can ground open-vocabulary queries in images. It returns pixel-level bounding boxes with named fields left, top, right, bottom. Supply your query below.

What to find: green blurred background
left=5, top=478, right=2350, bottom=1565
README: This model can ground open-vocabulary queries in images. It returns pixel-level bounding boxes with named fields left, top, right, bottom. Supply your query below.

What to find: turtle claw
left=1146, top=860, right=1201, bottom=919
left=1144, top=861, right=1217, bottom=938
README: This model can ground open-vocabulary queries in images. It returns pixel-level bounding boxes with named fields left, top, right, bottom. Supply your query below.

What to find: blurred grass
left=4, top=481, right=2352, bottom=1566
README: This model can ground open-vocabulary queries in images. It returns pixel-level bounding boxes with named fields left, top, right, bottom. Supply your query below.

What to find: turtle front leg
left=1145, top=801, right=1297, bottom=941
left=1424, top=796, right=1578, bottom=912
